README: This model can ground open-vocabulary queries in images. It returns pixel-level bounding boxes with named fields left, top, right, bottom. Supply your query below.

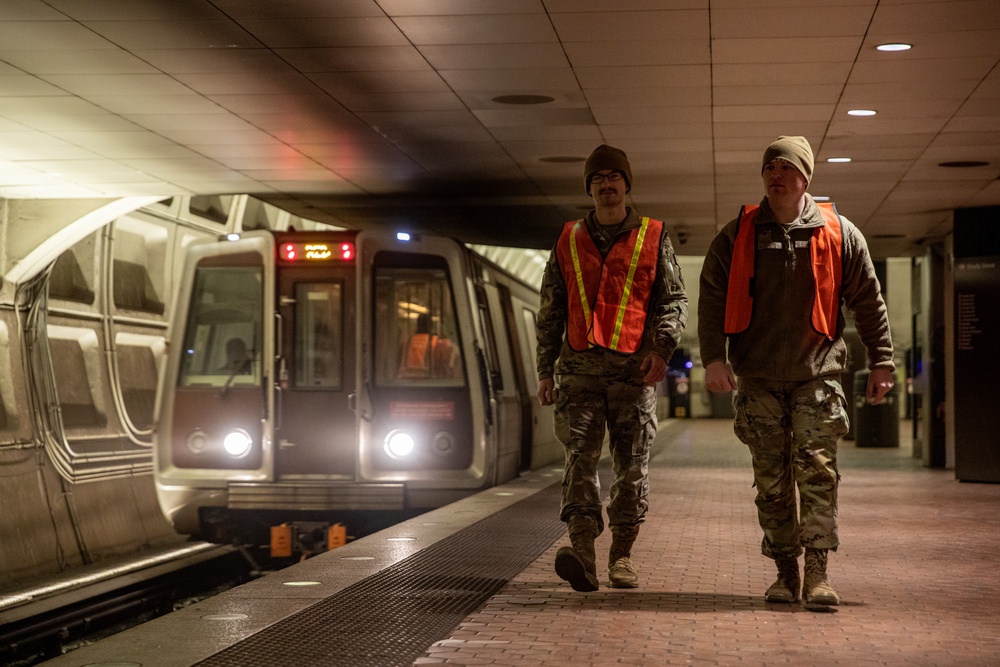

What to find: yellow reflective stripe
left=609, top=217, right=649, bottom=349
left=568, top=221, right=591, bottom=322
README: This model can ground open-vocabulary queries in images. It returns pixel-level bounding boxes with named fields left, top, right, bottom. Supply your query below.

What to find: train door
left=495, top=283, right=534, bottom=472
left=476, top=281, right=522, bottom=483
left=273, top=234, right=357, bottom=478
left=358, top=234, right=491, bottom=502
left=157, top=233, right=276, bottom=503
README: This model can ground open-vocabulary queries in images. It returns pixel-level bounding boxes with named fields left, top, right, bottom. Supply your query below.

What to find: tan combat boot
left=555, top=529, right=599, bottom=592
left=608, top=526, right=639, bottom=588
left=764, top=556, right=801, bottom=603
left=803, top=548, right=840, bottom=605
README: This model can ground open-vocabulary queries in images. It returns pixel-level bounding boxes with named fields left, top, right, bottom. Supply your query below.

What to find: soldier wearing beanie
left=535, top=144, right=687, bottom=592
left=698, top=136, right=895, bottom=608
left=584, top=144, right=633, bottom=194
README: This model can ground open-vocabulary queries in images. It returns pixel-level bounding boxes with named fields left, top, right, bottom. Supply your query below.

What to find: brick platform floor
left=417, top=419, right=1000, bottom=666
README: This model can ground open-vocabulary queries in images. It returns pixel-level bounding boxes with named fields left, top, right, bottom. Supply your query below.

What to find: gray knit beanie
left=584, top=144, right=632, bottom=194
left=761, top=135, right=814, bottom=184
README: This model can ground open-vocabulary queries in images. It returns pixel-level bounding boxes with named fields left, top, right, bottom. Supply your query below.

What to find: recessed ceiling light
left=827, top=157, right=852, bottom=163
left=939, top=160, right=989, bottom=168
left=492, top=94, right=555, bottom=105
left=876, top=43, right=912, bottom=52
left=847, top=109, right=877, bottom=117
left=539, top=156, right=585, bottom=163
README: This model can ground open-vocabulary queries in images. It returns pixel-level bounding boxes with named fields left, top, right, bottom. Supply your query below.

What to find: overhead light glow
left=396, top=232, right=411, bottom=242
left=848, top=109, right=877, bottom=117
left=877, top=43, right=912, bottom=52
left=827, top=157, right=852, bottom=163
left=813, top=196, right=831, bottom=202
left=226, top=233, right=241, bottom=241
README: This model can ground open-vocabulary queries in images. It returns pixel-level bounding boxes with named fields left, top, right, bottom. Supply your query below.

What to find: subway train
left=153, top=223, right=565, bottom=553
left=0, top=194, right=558, bottom=585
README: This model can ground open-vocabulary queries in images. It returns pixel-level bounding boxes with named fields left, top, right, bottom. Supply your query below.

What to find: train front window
left=294, top=282, right=343, bottom=390
left=178, top=263, right=262, bottom=388
left=374, top=259, right=464, bottom=387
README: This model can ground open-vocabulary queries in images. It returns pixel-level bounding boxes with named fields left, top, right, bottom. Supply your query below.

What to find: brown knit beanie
left=761, top=135, right=814, bottom=184
left=584, top=144, right=632, bottom=194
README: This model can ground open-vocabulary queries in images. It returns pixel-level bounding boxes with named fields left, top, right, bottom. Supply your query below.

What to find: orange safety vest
left=556, top=217, right=663, bottom=353
left=724, top=202, right=843, bottom=340
left=400, top=333, right=437, bottom=377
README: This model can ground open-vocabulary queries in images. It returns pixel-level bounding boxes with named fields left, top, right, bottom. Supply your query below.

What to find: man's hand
left=641, top=352, right=668, bottom=385
left=537, top=377, right=555, bottom=406
left=705, top=361, right=737, bottom=393
left=866, top=367, right=894, bottom=405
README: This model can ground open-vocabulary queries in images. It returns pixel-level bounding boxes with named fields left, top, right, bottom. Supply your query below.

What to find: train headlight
left=223, top=429, right=253, bottom=458
left=384, top=430, right=415, bottom=458
left=187, top=429, right=209, bottom=454
left=432, top=431, right=455, bottom=455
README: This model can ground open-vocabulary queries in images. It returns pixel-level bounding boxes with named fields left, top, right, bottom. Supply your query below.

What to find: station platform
left=42, top=418, right=1000, bottom=667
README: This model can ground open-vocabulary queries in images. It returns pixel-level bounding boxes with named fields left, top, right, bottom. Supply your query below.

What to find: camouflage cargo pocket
left=553, top=384, right=571, bottom=444
left=732, top=389, right=758, bottom=447
left=819, top=377, right=850, bottom=440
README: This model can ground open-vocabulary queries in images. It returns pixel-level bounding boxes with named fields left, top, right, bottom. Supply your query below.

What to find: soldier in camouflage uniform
left=537, top=145, right=688, bottom=592
left=698, top=136, right=895, bottom=606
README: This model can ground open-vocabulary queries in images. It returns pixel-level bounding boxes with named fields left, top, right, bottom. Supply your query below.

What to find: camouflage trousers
left=733, top=376, right=849, bottom=559
left=554, top=373, right=657, bottom=536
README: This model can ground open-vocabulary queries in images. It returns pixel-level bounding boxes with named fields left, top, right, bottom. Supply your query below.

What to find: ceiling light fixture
left=876, top=43, right=912, bottom=52
left=847, top=109, right=877, bottom=117
left=492, top=94, right=555, bottom=105
left=827, top=157, right=852, bottom=163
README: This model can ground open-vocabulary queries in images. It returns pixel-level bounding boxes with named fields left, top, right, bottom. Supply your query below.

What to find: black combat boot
left=803, top=548, right=840, bottom=605
left=764, top=556, right=801, bottom=602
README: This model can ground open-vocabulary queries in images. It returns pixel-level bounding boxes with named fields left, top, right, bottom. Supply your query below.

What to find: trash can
left=852, top=370, right=899, bottom=447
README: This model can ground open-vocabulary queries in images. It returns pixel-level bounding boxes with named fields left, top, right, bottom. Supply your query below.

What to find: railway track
left=0, top=544, right=252, bottom=667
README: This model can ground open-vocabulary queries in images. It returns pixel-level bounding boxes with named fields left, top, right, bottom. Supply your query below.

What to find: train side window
left=374, top=258, right=464, bottom=388
left=178, top=261, right=263, bottom=388
left=294, top=282, right=342, bottom=390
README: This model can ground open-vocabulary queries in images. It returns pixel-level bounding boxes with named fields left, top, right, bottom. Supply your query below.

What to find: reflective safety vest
left=724, top=202, right=843, bottom=340
left=399, top=333, right=437, bottom=378
left=556, top=216, right=663, bottom=353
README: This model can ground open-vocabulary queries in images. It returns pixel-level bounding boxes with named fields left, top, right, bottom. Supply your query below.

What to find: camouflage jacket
left=536, top=208, right=688, bottom=381
left=698, top=194, right=894, bottom=381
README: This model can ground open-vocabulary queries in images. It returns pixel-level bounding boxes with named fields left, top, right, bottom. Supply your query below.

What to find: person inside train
left=221, top=336, right=252, bottom=375
left=698, top=135, right=895, bottom=607
left=397, top=313, right=458, bottom=380
left=535, top=144, right=688, bottom=592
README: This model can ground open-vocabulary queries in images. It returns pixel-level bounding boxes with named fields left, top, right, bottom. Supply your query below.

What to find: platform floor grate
left=196, top=482, right=565, bottom=667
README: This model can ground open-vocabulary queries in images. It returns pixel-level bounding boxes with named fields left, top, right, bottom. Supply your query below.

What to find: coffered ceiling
left=1, top=0, right=998, bottom=256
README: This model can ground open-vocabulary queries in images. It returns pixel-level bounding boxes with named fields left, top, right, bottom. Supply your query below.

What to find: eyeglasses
left=588, top=171, right=624, bottom=185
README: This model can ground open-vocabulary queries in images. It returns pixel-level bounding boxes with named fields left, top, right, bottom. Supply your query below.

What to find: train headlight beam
left=223, top=429, right=253, bottom=458
left=384, top=430, right=415, bottom=458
